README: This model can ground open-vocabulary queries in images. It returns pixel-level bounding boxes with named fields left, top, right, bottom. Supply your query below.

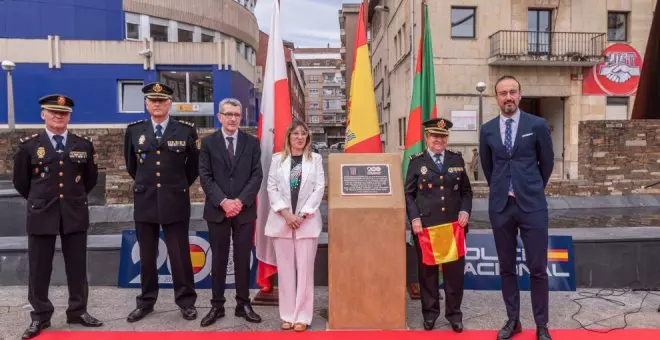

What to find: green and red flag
left=402, top=1, right=437, bottom=178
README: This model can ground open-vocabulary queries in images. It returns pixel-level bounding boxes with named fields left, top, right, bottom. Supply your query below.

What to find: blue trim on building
left=0, top=0, right=124, bottom=40
left=0, top=63, right=257, bottom=126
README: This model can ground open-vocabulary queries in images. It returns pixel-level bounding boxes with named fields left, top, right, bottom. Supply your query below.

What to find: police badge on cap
left=142, top=82, right=173, bottom=100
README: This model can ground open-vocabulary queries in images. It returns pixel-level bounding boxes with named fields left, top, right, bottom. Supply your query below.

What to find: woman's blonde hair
left=282, top=119, right=312, bottom=161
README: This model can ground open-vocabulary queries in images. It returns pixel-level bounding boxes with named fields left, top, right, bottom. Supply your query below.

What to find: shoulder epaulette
left=71, top=133, right=93, bottom=143
left=19, top=133, right=38, bottom=144
left=409, top=151, right=424, bottom=160
left=447, top=149, right=462, bottom=156
left=127, top=119, right=147, bottom=127
left=176, top=120, right=195, bottom=128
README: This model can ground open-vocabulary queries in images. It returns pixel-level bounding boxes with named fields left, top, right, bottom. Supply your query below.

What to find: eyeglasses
left=222, top=113, right=242, bottom=119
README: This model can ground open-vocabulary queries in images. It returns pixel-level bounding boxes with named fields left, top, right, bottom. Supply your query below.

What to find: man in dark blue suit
left=479, top=76, right=554, bottom=340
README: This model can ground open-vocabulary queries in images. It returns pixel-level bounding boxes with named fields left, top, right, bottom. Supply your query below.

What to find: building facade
left=295, top=48, right=346, bottom=147
left=339, top=3, right=360, bottom=115
left=256, top=32, right=306, bottom=121
left=0, top=0, right=260, bottom=128
left=367, top=0, right=656, bottom=180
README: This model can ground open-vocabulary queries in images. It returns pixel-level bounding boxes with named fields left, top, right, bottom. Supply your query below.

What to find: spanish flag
left=343, top=0, right=382, bottom=153
left=418, top=221, right=466, bottom=266
left=547, top=249, right=569, bottom=262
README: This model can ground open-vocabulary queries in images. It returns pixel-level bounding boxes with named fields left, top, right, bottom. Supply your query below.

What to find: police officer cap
left=142, top=82, right=173, bottom=100
left=423, top=118, right=453, bottom=135
left=39, top=94, right=74, bottom=113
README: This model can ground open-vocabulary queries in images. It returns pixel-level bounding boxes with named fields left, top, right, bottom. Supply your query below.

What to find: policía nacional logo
left=57, top=96, right=66, bottom=106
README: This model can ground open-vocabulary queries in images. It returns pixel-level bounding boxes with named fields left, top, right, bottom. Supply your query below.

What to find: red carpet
left=37, top=329, right=660, bottom=339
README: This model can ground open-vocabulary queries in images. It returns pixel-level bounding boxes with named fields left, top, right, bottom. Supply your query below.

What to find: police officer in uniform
left=13, top=94, right=103, bottom=339
left=405, top=118, right=473, bottom=332
left=123, top=82, right=200, bottom=322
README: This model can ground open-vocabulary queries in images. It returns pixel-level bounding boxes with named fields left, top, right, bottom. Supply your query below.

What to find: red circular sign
left=592, top=43, right=643, bottom=95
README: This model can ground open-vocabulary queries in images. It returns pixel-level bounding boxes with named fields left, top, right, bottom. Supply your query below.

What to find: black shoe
left=66, top=312, right=103, bottom=327
left=536, top=325, right=552, bottom=340
left=235, top=305, right=262, bottom=323
left=200, top=307, right=225, bottom=327
left=22, top=320, right=51, bottom=339
left=126, top=306, right=154, bottom=323
left=450, top=321, right=464, bottom=333
left=422, top=319, right=436, bottom=331
left=180, top=306, right=197, bottom=320
left=497, top=319, right=522, bottom=339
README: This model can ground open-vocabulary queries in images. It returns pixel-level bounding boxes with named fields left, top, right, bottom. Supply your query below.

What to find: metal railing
left=489, top=30, right=606, bottom=63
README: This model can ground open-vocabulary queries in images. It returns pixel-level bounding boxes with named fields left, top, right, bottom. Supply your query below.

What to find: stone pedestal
left=327, top=153, right=406, bottom=330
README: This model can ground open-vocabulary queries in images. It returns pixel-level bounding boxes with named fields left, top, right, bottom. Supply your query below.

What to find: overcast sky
left=255, top=0, right=361, bottom=48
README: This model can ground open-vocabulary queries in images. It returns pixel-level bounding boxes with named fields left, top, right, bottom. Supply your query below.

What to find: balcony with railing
left=488, top=30, right=606, bottom=66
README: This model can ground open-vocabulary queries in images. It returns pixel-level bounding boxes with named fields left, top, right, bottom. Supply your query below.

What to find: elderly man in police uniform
left=123, top=82, right=200, bottom=323
left=13, top=94, right=102, bottom=339
left=405, top=118, right=473, bottom=332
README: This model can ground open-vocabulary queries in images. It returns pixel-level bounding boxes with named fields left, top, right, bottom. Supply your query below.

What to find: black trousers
left=134, top=220, right=197, bottom=309
left=28, top=225, right=88, bottom=321
left=207, top=219, right=254, bottom=308
left=490, top=197, right=549, bottom=326
left=413, top=234, right=465, bottom=323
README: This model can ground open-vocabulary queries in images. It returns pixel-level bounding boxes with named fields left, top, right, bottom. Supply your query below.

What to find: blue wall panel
left=0, top=64, right=256, bottom=126
left=1, top=0, right=124, bottom=40
left=0, top=63, right=157, bottom=124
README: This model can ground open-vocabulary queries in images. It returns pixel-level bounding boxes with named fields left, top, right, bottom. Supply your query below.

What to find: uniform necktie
left=155, top=124, right=163, bottom=140
left=505, top=118, right=514, bottom=194
left=53, top=135, right=64, bottom=159
left=226, top=136, right=235, bottom=162
left=433, top=153, right=443, bottom=171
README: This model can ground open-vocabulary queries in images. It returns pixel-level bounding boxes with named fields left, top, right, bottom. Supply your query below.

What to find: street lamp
left=1, top=60, right=16, bottom=131
left=476, top=81, right=486, bottom=133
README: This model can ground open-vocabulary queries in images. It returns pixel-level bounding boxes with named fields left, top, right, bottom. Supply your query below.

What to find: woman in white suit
left=265, top=119, right=325, bottom=332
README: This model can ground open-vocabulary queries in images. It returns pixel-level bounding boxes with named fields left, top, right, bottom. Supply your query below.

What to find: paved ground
left=0, top=286, right=659, bottom=338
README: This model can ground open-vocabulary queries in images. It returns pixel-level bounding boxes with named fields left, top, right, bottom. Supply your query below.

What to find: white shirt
left=499, top=109, right=520, bottom=148
left=221, top=128, right=238, bottom=154
left=152, top=118, right=169, bottom=136
left=45, top=128, right=67, bottom=150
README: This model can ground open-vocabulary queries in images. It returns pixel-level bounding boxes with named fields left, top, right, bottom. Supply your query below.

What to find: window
left=608, top=12, right=628, bottom=41
left=158, top=71, right=213, bottom=103
left=125, top=13, right=141, bottom=40
left=118, top=81, right=144, bottom=113
left=606, top=96, right=629, bottom=120
left=201, top=33, right=214, bottom=42
left=451, top=7, right=476, bottom=38
left=178, top=28, right=193, bottom=42
left=150, top=23, right=168, bottom=41
left=309, top=88, right=319, bottom=97
left=528, top=9, right=551, bottom=54
left=309, top=115, right=321, bottom=124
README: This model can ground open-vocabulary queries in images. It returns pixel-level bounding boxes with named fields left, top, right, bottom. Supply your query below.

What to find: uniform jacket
left=198, top=129, right=263, bottom=224
left=479, top=111, right=554, bottom=214
left=265, top=152, right=325, bottom=239
left=405, top=150, right=473, bottom=229
left=13, top=131, right=98, bottom=235
left=124, top=119, right=199, bottom=224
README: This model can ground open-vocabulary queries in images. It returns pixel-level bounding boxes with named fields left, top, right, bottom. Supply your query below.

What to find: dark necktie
left=155, top=124, right=163, bottom=140
left=433, top=153, right=443, bottom=171
left=504, top=118, right=514, bottom=194
left=226, top=137, right=235, bottom=162
left=53, top=135, right=65, bottom=159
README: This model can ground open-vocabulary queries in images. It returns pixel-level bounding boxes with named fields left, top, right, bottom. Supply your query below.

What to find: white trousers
left=272, top=235, right=318, bottom=324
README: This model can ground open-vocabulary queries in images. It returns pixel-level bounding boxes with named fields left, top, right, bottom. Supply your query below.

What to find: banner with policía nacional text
left=117, top=230, right=258, bottom=289
left=462, top=234, right=576, bottom=291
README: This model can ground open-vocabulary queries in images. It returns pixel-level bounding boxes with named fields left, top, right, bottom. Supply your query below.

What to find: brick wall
left=0, top=127, right=256, bottom=205
left=2, top=120, right=659, bottom=204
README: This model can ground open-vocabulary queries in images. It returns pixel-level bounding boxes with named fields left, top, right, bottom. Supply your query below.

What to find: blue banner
left=117, top=230, right=258, bottom=289
left=462, top=234, right=576, bottom=291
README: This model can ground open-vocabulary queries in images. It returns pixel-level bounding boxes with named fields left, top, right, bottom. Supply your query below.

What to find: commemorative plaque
left=340, top=164, right=392, bottom=195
